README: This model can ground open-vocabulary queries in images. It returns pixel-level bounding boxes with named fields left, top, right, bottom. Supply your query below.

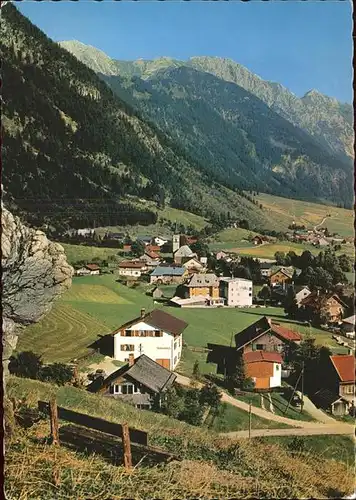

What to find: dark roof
left=234, top=317, right=272, bottom=350
left=234, top=317, right=301, bottom=349
left=112, top=309, right=188, bottom=336
left=300, top=292, right=347, bottom=309
left=88, top=354, right=176, bottom=394
left=151, top=266, right=185, bottom=277
left=313, top=388, right=348, bottom=407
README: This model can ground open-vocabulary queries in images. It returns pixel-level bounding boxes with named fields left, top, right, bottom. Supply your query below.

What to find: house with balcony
left=182, top=273, right=224, bottom=306
left=118, top=260, right=148, bottom=278
left=110, top=308, right=188, bottom=370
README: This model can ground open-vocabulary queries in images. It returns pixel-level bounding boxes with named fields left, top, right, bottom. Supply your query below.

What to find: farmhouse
left=341, top=315, right=355, bottom=337
left=88, top=354, right=176, bottom=410
left=140, top=251, right=161, bottom=269
left=219, top=277, right=253, bottom=307
left=244, top=351, right=282, bottom=390
left=182, top=257, right=205, bottom=274
left=260, top=263, right=273, bottom=279
left=314, top=354, right=355, bottom=415
left=207, top=317, right=301, bottom=384
left=173, top=245, right=197, bottom=265
left=111, top=308, right=188, bottom=370
left=300, top=292, right=346, bottom=324
left=75, top=263, right=101, bottom=276
left=150, top=266, right=187, bottom=284
left=118, top=260, right=148, bottom=278
left=269, top=267, right=294, bottom=287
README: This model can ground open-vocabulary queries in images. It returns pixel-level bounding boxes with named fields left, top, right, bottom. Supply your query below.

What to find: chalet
left=207, top=317, right=301, bottom=381
left=183, top=273, right=224, bottom=306
left=269, top=267, right=294, bottom=287
left=244, top=351, right=282, bottom=390
left=111, top=308, right=188, bottom=370
left=234, top=317, right=302, bottom=354
left=314, top=354, right=355, bottom=415
left=341, top=315, right=355, bottom=337
left=75, top=263, right=101, bottom=276
left=182, top=257, right=205, bottom=274
left=300, top=292, right=346, bottom=324
left=87, top=354, right=176, bottom=410
left=313, top=389, right=349, bottom=417
left=173, top=245, right=197, bottom=265
left=219, top=277, right=253, bottom=307
left=140, top=251, right=161, bottom=269
left=118, top=260, right=147, bottom=278
left=150, top=266, right=187, bottom=285
left=252, top=236, right=263, bottom=246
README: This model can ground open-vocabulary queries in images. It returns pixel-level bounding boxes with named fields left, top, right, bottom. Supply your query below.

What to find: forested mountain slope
left=60, top=42, right=353, bottom=161
left=1, top=4, right=270, bottom=231
left=59, top=42, right=353, bottom=208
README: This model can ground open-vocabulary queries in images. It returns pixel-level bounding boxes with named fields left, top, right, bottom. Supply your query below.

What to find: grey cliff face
left=1, top=206, right=73, bottom=380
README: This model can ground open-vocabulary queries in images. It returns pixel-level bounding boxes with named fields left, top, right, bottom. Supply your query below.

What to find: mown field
left=17, top=275, right=348, bottom=372
left=256, top=193, right=354, bottom=237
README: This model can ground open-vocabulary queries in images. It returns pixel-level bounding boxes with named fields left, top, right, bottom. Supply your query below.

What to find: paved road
left=224, top=424, right=355, bottom=439
left=174, top=373, right=355, bottom=437
left=295, top=391, right=336, bottom=424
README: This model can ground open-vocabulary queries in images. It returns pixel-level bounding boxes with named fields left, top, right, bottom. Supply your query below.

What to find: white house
left=219, top=277, right=253, bottom=307
left=111, top=309, right=188, bottom=370
left=118, top=260, right=147, bottom=278
left=153, top=236, right=168, bottom=247
left=182, top=257, right=205, bottom=273
left=295, top=286, right=312, bottom=306
left=75, top=264, right=101, bottom=276
left=244, top=351, right=282, bottom=389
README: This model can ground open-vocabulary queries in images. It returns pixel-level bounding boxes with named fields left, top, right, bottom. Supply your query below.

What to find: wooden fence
left=38, top=400, right=177, bottom=469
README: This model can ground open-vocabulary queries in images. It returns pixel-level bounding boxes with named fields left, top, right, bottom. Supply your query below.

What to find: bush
left=9, top=351, right=43, bottom=379
left=39, top=363, right=74, bottom=386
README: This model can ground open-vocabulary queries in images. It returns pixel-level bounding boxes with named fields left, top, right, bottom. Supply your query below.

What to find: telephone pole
left=300, top=361, right=304, bottom=413
left=248, top=401, right=252, bottom=439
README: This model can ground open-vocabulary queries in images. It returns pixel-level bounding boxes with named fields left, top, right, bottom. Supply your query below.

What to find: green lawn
left=205, top=402, right=290, bottom=432
left=256, top=435, right=355, bottom=465
left=17, top=275, right=348, bottom=368
left=61, top=243, right=120, bottom=265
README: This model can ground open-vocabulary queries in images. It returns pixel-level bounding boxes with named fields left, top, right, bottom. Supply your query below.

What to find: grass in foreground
left=5, top=377, right=355, bottom=499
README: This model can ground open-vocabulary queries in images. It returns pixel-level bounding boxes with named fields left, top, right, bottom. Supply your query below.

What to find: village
left=17, top=225, right=351, bottom=427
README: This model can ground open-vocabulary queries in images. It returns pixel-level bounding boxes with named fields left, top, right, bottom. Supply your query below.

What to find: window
left=275, top=365, right=280, bottom=371
left=124, top=330, right=132, bottom=337
left=344, top=385, right=354, bottom=394
left=256, top=344, right=264, bottom=350
left=121, top=344, right=135, bottom=351
left=114, top=384, right=120, bottom=394
left=122, top=385, right=128, bottom=394
left=127, top=385, right=133, bottom=395
left=249, top=293, right=252, bottom=297
left=174, top=342, right=177, bottom=350
left=155, top=330, right=162, bottom=337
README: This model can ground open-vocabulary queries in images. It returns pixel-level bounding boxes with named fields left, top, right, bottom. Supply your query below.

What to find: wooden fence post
left=49, top=399, right=59, bottom=446
left=122, top=422, right=132, bottom=470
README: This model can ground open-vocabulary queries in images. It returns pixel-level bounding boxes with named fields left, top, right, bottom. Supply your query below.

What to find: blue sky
left=16, top=0, right=353, bottom=103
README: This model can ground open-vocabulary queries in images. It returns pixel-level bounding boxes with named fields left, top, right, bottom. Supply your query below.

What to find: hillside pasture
left=61, top=243, right=120, bottom=265
left=256, top=193, right=354, bottom=237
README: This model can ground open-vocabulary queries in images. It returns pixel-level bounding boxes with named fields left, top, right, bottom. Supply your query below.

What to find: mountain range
left=1, top=4, right=353, bottom=237
left=59, top=40, right=353, bottom=207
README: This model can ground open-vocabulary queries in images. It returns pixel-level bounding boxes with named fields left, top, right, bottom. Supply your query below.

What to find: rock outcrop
left=2, top=205, right=73, bottom=383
